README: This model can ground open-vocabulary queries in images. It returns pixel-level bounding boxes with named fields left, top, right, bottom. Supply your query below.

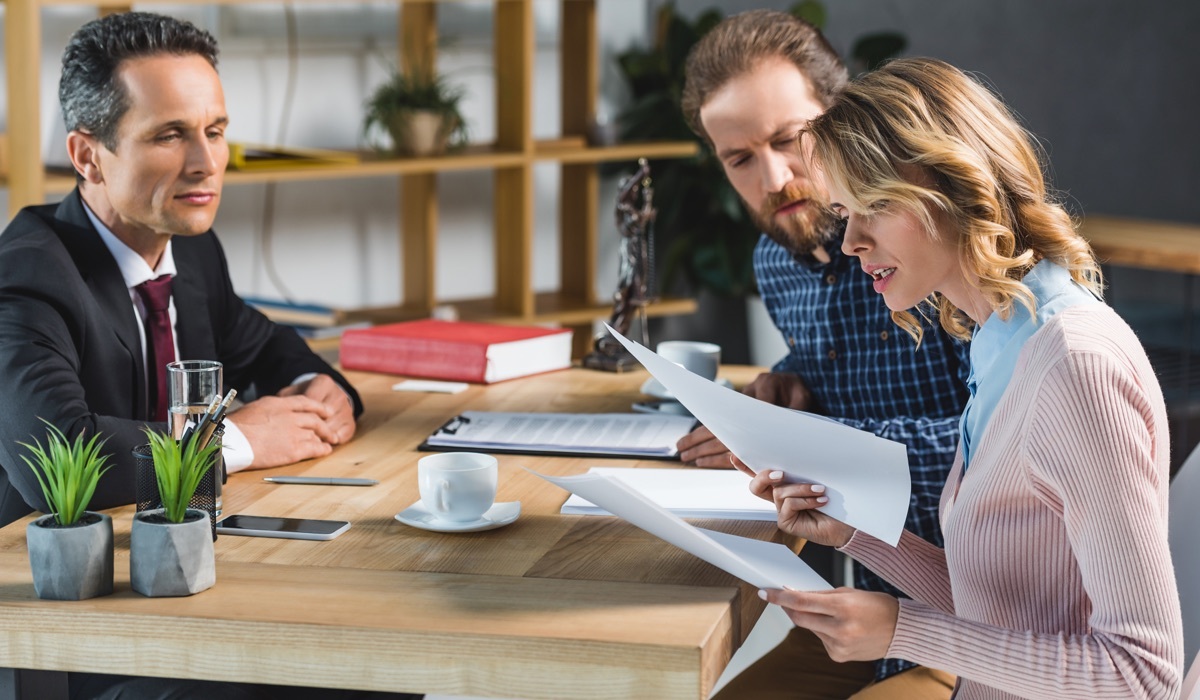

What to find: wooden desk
left=0, top=367, right=788, bottom=700
left=1080, top=215, right=1200, bottom=463
left=1081, top=215, right=1200, bottom=275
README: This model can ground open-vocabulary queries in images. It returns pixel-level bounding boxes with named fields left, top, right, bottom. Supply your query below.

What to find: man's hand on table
left=277, top=373, right=357, bottom=445
left=676, top=371, right=813, bottom=468
left=226, top=394, right=338, bottom=472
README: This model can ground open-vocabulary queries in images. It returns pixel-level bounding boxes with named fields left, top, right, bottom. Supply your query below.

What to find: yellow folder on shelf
left=227, top=142, right=359, bottom=171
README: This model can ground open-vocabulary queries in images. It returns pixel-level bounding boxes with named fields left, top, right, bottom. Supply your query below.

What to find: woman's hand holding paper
left=732, top=455, right=856, bottom=548
left=757, top=587, right=898, bottom=663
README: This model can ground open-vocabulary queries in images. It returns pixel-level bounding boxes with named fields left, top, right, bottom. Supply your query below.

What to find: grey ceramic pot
left=26, top=511, right=114, bottom=601
left=130, top=508, right=215, bottom=597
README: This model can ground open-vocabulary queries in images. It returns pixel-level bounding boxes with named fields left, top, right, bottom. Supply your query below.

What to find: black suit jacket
left=0, top=190, right=363, bottom=526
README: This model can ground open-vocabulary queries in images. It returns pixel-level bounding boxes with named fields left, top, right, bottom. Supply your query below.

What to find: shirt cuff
left=221, top=419, right=254, bottom=472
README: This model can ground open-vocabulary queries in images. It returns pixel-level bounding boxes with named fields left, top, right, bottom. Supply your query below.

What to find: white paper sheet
left=561, top=467, right=776, bottom=521
left=538, top=470, right=831, bottom=592
left=605, top=324, right=911, bottom=546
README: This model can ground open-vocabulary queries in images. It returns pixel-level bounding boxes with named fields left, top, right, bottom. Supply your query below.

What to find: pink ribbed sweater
left=843, top=305, right=1183, bottom=699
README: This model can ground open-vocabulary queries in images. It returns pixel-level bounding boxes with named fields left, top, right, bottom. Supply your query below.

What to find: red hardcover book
left=340, top=319, right=573, bottom=383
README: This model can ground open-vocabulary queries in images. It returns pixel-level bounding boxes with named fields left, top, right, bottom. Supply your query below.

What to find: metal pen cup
left=133, top=428, right=224, bottom=541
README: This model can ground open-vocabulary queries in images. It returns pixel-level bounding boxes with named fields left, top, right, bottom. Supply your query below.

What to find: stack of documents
left=539, top=470, right=831, bottom=591
left=605, top=325, right=911, bottom=546
left=561, top=467, right=776, bottom=520
left=420, top=411, right=697, bottom=459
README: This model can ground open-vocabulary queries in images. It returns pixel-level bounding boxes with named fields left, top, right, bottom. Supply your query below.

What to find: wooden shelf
left=21, top=139, right=699, bottom=195
left=335, top=293, right=697, bottom=328
left=457, top=292, right=699, bottom=326
left=533, top=138, right=699, bottom=164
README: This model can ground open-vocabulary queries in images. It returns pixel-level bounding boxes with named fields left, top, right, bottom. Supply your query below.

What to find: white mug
left=657, top=340, right=721, bottom=381
left=418, top=452, right=498, bottom=523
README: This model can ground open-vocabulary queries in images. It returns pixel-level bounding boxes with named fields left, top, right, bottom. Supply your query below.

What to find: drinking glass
left=167, top=360, right=224, bottom=515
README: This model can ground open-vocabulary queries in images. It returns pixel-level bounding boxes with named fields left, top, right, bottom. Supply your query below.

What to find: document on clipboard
left=418, top=411, right=697, bottom=459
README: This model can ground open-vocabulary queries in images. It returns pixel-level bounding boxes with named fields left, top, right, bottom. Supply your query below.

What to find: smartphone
left=215, top=514, right=351, bottom=541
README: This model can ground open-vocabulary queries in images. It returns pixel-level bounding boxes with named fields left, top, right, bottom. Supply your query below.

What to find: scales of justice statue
left=584, top=158, right=657, bottom=372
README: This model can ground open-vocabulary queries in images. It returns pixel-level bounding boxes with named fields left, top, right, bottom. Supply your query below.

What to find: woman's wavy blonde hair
left=805, top=57, right=1102, bottom=342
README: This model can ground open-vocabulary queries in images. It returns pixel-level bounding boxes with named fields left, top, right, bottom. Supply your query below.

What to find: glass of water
left=166, top=360, right=224, bottom=516
left=167, top=360, right=223, bottom=440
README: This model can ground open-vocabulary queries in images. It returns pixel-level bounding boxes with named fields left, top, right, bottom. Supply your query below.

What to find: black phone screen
left=217, top=515, right=347, bottom=536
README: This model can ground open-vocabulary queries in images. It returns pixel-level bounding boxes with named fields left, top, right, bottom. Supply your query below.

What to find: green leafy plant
left=614, top=1, right=905, bottom=298
left=20, top=421, right=111, bottom=527
left=614, top=4, right=756, bottom=298
left=363, top=66, right=469, bottom=156
left=143, top=430, right=220, bottom=524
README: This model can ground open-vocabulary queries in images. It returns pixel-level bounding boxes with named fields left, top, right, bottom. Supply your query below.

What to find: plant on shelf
left=614, top=1, right=905, bottom=299
left=363, top=63, right=469, bottom=158
left=130, top=430, right=221, bottom=597
left=21, top=421, right=114, bottom=600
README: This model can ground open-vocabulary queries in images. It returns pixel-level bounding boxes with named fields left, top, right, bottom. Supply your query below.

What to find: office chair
left=1184, top=650, right=1200, bottom=700
left=1171, top=440, right=1200, bottom=666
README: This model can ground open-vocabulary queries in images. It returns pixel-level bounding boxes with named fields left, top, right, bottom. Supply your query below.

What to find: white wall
left=0, top=1, right=651, bottom=310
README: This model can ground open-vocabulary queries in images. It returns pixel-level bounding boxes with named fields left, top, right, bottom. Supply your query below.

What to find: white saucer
left=640, top=376, right=733, bottom=400
left=394, top=500, right=521, bottom=533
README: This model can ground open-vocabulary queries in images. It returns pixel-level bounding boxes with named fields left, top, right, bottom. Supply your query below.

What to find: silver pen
left=263, top=476, right=378, bottom=487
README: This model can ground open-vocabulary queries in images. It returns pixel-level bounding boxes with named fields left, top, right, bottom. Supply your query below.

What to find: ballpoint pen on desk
left=263, top=476, right=379, bottom=486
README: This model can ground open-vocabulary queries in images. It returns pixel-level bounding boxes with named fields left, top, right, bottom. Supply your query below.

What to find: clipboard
left=418, top=411, right=698, bottom=460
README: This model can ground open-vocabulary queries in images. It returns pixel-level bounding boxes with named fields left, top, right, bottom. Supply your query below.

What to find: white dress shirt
left=83, top=203, right=256, bottom=470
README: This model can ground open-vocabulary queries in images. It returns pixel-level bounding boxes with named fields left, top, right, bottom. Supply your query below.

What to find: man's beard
left=749, top=182, right=838, bottom=256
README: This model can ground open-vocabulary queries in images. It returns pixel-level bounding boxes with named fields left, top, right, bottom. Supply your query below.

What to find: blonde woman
left=739, top=57, right=1182, bottom=699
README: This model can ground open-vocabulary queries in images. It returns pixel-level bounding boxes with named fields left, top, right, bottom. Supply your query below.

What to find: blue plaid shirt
left=755, top=231, right=970, bottom=681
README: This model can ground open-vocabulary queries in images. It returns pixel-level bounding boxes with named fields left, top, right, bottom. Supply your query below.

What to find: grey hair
left=59, top=12, right=219, bottom=151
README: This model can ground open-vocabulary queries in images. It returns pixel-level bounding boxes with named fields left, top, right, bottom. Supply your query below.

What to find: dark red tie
left=135, top=276, right=177, bottom=422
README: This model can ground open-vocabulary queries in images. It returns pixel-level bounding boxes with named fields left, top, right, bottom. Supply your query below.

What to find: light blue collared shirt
left=959, top=260, right=1100, bottom=471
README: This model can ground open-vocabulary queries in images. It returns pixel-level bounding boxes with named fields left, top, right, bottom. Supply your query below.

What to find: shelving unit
left=3, top=0, right=699, bottom=355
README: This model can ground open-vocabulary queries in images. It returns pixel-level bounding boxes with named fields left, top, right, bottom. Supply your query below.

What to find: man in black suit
left=0, top=11, right=362, bottom=528
left=0, top=11, right=423, bottom=700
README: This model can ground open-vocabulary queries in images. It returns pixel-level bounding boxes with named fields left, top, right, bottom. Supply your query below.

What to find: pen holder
left=133, top=428, right=224, bottom=541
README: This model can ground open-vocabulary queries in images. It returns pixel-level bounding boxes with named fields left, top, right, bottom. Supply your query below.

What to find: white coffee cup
left=657, top=340, right=721, bottom=381
left=418, top=452, right=498, bottom=523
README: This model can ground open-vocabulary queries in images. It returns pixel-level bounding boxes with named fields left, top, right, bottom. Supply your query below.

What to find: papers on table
left=606, top=324, right=911, bottom=546
left=538, top=470, right=831, bottom=592
left=420, top=410, right=697, bottom=459
left=561, top=467, right=776, bottom=521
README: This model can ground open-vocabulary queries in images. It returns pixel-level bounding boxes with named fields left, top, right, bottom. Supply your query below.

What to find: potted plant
left=21, top=422, right=113, bottom=600
left=363, top=64, right=468, bottom=157
left=129, top=430, right=220, bottom=597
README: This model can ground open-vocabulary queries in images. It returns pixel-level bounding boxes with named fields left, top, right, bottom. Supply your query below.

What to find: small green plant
left=362, top=67, right=468, bottom=155
left=20, top=421, right=111, bottom=527
left=144, top=430, right=220, bottom=524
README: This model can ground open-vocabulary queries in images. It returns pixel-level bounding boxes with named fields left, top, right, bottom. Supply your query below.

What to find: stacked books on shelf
left=243, top=297, right=368, bottom=340
left=340, top=319, right=572, bottom=384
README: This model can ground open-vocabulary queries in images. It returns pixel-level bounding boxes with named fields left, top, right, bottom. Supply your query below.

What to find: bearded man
left=675, top=11, right=970, bottom=699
